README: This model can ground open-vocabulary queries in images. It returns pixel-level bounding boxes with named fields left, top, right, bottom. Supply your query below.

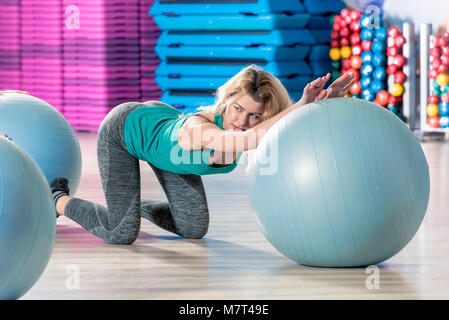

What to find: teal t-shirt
left=124, top=104, right=242, bottom=175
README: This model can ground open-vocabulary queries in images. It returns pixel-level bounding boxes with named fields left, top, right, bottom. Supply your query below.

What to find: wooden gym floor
left=22, top=132, right=449, bottom=300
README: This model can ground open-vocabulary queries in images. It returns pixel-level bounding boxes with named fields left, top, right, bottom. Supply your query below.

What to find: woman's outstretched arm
left=178, top=72, right=355, bottom=153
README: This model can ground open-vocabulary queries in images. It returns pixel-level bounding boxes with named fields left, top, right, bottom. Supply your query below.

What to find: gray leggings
left=64, top=101, right=209, bottom=245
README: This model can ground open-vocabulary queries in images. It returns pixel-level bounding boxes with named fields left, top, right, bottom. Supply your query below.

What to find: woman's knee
left=106, top=234, right=138, bottom=245
left=177, top=224, right=209, bottom=239
left=105, top=227, right=140, bottom=245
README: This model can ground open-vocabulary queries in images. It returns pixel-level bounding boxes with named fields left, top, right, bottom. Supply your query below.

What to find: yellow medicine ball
left=390, top=83, right=404, bottom=97
left=426, top=103, right=439, bottom=117
left=329, top=48, right=341, bottom=61
left=340, top=46, right=352, bottom=59
left=436, top=73, right=449, bottom=87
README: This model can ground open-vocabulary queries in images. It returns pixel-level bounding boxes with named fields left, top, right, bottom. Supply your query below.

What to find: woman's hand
left=325, top=72, right=355, bottom=98
left=313, top=72, right=356, bottom=102
left=300, top=73, right=331, bottom=105
left=0, top=133, right=12, bottom=141
left=0, top=90, right=29, bottom=95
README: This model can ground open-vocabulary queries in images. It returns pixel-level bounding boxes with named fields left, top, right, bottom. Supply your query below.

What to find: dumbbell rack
left=416, top=23, right=449, bottom=139
left=329, top=15, right=416, bottom=125
left=402, top=23, right=417, bottom=131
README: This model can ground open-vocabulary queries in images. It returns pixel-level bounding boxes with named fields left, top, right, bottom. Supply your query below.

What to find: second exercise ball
left=0, top=92, right=81, bottom=193
left=0, top=138, right=56, bottom=299
left=248, top=98, right=430, bottom=267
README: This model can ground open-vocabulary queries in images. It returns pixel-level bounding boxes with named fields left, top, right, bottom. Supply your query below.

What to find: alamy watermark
left=65, top=5, right=80, bottom=30
left=364, top=5, right=382, bottom=29
left=365, top=265, right=381, bottom=290
left=66, top=264, right=80, bottom=290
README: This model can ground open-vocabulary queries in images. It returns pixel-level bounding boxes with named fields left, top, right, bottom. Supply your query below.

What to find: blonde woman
left=50, top=65, right=355, bottom=244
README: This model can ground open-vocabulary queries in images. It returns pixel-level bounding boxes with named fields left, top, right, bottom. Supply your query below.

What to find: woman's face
left=222, top=91, right=264, bottom=131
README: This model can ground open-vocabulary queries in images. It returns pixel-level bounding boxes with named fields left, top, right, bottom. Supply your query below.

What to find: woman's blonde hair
left=199, top=64, right=294, bottom=121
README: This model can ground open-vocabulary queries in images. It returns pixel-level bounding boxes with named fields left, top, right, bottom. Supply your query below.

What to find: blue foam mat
left=307, top=15, right=332, bottom=29
left=160, top=91, right=302, bottom=109
left=309, top=60, right=332, bottom=76
left=308, top=45, right=331, bottom=61
left=156, top=60, right=312, bottom=77
left=311, top=29, right=331, bottom=44
left=157, top=29, right=317, bottom=46
left=161, top=91, right=302, bottom=109
left=150, top=0, right=305, bottom=15
left=303, top=0, right=345, bottom=14
left=153, top=13, right=310, bottom=31
left=162, top=93, right=216, bottom=109
left=155, top=45, right=311, bottom=61
left=156, top=75, right=312, bottom=91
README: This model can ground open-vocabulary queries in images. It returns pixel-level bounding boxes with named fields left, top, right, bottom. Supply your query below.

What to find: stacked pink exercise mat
left=20, top=0, right=64, bottom=112
left=62, top=0, right=142, bottom=132
left=0, top=0, right=21, bottom=92
left=0, top=0, right=163, bottom=132
left=139, top=0, right=163, bottom=102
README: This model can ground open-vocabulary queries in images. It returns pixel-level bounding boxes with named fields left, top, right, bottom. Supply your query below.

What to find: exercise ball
left=0, top=92, right=81, bottom=194
left=0, top=138, right=56, bottom=299
left=248, top=98, right=429, bottom=267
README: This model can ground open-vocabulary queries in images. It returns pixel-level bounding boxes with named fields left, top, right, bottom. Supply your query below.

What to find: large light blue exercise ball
left=0, top=138, right=56, bottom=299
left=0, top=93, right=81, bottom=194
left=248, top=98, right=430, bottom=267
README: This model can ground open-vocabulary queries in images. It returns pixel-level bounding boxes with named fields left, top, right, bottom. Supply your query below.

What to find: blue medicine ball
left=440, top=116, right=449, bottom=128
left=371, top=39, right=386, bottom=53
left=362, top=89, right=375, bottom=101
left=373, top=68, right=387, bottom=81
left=361, top=64, right=374, bottom=76
left=374, top=28, right=388, bottom=41
left=370, top=79, right=385, bottom=93
left=360, top=14, right=373, bottom=28
left=361, top=51, right=373, bottom=64
left=372, top=52, right=386, bottom=67
left=361, top=29, right=374, bottom=41
left=0, top=93, right=82, bottom=194
left=248, top=98, right=429, bottom=267
left=439, top=102, right=449, bottom=116
left=360, top=76, right=372, bottom=89
left=0, top=138, right=55, bottom=299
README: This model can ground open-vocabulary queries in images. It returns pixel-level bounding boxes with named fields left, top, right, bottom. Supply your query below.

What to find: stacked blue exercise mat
left=139, top=0, right=164, bottom=102
left=304, top=0, right=345, bottom=77
left=149, top=0, right=344, bottom=113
